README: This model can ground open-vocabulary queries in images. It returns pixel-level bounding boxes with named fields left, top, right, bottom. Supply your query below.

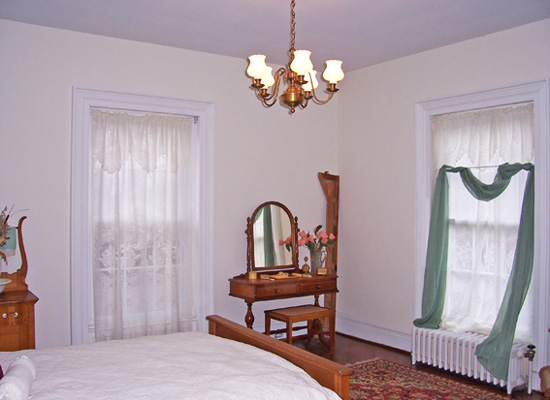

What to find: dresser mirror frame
left=246, top=201, right=299, bottom=272
left=0, top=216, right=29, bottom=292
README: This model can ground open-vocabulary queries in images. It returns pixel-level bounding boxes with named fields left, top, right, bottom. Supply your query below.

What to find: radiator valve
left=524, top=344, right=536, bottom=361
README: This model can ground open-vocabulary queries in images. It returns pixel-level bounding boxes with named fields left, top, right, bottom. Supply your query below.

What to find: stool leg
left=329, top=314, right=335, bottom=355
left=306, top=319, right=313, bottom=348
left=286, top=322, right=293, bottom=345
left=265, top=316, right=271, bottom=336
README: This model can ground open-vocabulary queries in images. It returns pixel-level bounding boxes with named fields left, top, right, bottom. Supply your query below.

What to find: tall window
left=414, top=80, right=550, bottom=375
left=432, top=103, right=534, bottom=341
left=91, top=109, right=196, bottom=341
left=71, top=89, right=214, bottom=344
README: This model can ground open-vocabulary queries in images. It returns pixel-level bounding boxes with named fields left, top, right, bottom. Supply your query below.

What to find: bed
left=0, top=315, right=352, bottom=400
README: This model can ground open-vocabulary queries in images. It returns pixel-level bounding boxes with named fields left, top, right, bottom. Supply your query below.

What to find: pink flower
left=278, top=239, right=284, bottom=246
left=285, top=225, right=336, bottom=252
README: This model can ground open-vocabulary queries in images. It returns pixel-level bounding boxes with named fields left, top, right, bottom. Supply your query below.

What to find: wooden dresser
left=0, top=290, right=38, bottom=351
left=0, top=216, right=39, bottom=351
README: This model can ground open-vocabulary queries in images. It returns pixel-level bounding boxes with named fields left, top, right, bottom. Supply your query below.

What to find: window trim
left=414, top=80, right=550, bottom=373
left=71, top=88, right=215, bottom=344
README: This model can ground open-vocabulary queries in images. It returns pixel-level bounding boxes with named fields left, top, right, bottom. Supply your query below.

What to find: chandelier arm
left=309, top=86, right=336, bottom=105
left=299, top=97, right=309, bottom=109
left=256, top=68, right=286, bottom=106
left=260, top=91, right=279, bottom=108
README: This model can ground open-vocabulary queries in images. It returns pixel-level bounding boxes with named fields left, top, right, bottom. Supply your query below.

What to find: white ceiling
left=1, top=0, right=550, bottom=71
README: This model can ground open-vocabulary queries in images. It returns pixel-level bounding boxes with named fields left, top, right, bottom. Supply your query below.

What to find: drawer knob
left=2, top=312, right=19, bottom=318
left=316, top=284, right=321, bottom=289
left=275, top=289, right=280, bottom=294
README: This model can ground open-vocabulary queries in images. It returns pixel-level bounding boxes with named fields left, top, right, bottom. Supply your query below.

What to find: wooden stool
left=264, top=305, right=335, bottom=355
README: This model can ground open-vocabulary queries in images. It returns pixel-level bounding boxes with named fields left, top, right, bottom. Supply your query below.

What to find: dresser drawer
left=256, top=283, right=297, bottom=298
left=0, top=303, right=29, bottom=327
left=299, top=280, right=337, bottom=294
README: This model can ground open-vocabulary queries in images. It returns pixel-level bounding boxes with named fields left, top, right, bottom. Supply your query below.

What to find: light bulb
left=322, top=60, right=344, bottom=84
left=302, top=70, right=318, bottom=91
left=260, top=67, right=275, bottom=88
left=247, top=55, right=269, bottom=79
left=290, top=50, right=313, bottom=75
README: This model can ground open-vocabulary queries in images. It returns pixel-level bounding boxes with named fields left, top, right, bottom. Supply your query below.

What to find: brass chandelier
left=246, top=0, right=344, bottom=114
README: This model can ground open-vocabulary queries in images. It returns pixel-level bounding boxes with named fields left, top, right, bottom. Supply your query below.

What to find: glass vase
left=309, top=247, right=325, bottom=274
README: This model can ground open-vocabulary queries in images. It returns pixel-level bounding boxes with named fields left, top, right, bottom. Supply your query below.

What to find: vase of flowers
left=298, top=225, right=335, bottom=273
left=279, top=225, right=336, bottom=273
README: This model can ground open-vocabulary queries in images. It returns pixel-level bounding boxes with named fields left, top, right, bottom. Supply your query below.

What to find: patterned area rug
left=348, top=359, right=510, bottom=399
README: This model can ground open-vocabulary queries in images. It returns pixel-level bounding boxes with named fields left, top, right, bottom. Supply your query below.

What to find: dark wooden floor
left=292, top=332, right=544, bottom=399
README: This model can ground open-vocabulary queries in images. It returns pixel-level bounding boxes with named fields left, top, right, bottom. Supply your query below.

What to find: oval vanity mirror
left=246, top=201, right=299, bottom=272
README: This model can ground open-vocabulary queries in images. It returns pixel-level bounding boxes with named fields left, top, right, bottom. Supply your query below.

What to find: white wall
left=336, top=19, right=550, bottom=350
left=0, top=19, right=338, bottom=348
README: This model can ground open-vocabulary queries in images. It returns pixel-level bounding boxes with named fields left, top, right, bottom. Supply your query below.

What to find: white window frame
left=71, top=88, right=215, bottom=344
left=414, top=80, right=550, bottom=374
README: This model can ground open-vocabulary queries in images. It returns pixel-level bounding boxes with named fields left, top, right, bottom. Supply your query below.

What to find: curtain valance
left=91, top=109, right=194, bottom=173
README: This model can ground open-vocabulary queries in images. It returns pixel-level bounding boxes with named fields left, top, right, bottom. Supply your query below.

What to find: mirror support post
left=318, top=172, right=340, bottom=311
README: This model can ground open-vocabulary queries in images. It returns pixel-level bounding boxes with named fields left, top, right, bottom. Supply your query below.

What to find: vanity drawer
left=256, top=283, right=297, bottom=298
left=299, top=280, right=337, bottom=294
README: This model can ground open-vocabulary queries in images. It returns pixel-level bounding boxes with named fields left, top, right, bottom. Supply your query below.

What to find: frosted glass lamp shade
left=247, top=55, right=269, bottom=79
left=290, top=50, right=313, bottom=75
left=302, top=70, right=319, bottom=91
left=260, top=67, right=275, bottom=88
left=322, top=60, right=344, bottom=84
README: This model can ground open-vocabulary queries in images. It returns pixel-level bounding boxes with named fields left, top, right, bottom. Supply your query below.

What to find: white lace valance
left=431, top=103, right=534, bottom=170
left=91, top=109, right=194, bottom=173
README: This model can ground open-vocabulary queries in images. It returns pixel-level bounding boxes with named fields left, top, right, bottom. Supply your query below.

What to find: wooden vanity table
left=230, top=273, right=337, bottom=328
left=229, top=201, right=338, bottom=329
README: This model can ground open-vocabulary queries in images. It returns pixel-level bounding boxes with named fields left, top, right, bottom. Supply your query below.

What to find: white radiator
left=412, top=327, right=530, bottom=394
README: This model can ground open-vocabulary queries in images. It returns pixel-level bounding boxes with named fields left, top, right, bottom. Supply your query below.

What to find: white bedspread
left=0, top=331, right=341, bottom=400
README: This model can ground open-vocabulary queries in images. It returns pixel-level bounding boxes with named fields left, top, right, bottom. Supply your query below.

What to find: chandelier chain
left=289, top=0, right=296, bottom=57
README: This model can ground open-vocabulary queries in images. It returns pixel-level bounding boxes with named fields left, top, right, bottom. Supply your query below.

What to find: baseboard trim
left=336, top=315, right=411, bottom=352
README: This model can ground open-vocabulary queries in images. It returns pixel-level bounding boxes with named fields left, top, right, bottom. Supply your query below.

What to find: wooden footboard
left=207, top=315, right=352, bottom=400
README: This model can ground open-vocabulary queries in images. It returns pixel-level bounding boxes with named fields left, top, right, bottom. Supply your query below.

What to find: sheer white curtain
left=431, top=103, right=534, bottom=341
left=91, top=109, right=196, bottom=341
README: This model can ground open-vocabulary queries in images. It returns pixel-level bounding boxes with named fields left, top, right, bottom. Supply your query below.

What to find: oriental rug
left=348, top=359, right=510, bottom=400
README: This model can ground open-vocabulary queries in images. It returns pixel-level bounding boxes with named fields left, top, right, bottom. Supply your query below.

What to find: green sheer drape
left=414, top=163, right=534, bottom=380
left=263, top=206, right=275, bottom=266
left=253, top=206, right=275, bottom=266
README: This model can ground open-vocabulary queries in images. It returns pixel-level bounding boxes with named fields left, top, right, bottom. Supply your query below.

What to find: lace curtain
left=431, top=103, right=534, bottom=342
left=91, top=109, right=196, bottom=341
left=432, top=103, right=534, bottom=170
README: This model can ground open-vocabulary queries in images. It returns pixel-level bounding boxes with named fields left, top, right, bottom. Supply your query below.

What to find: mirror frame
left=246, top=201, right=299, bottom=272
